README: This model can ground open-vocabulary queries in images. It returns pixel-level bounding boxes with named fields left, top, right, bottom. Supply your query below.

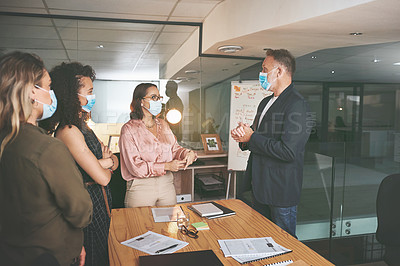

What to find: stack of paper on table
left=121, top=231, right=188, bottom=255
left=218, top=237, right=292, bottom=264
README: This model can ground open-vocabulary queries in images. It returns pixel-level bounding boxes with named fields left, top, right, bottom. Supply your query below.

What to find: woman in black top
left=41, top=62, right=118, bottom=266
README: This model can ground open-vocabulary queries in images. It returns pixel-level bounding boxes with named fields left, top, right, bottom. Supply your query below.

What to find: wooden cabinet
left=173, top=151, right=236, bottom=202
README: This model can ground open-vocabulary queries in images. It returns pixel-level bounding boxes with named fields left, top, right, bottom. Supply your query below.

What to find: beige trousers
left=124, top=171, right=177, bottom=208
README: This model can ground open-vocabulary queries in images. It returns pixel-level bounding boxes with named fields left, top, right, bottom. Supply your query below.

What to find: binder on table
left=205, top=202, right=236, bottom=219
left=139, top=249, right=223, bottom=266
left=189, top=201, right=235, bottom=219
left=190, top=202, right=223, bottom=217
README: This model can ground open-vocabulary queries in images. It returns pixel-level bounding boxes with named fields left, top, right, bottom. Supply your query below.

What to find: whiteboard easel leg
left=226, top=171, right=232, bottom=200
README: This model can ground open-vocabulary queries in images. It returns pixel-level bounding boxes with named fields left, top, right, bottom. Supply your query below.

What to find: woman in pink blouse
left=119, top=83, right=197, bottom=207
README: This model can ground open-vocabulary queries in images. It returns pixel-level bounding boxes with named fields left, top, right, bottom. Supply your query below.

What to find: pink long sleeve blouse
left=119, top=118, right=193, bottom=181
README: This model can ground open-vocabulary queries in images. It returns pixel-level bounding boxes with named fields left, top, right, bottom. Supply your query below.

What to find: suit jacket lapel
left=257, top=84, right=294, bottom=130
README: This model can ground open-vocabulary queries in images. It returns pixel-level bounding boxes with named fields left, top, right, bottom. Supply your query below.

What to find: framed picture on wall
left=201, top=134, right=223, bottom=154
left=108, top=134, right=120, bottom=153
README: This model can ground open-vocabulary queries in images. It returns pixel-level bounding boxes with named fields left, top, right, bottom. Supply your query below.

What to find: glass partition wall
left=2, top=13, right=400, bottom=265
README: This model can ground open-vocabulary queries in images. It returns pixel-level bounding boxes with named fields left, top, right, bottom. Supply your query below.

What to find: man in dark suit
left=231, top=49, right=312, bottom=237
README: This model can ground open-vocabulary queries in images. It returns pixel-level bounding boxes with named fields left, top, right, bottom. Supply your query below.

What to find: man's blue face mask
left=259, top=67, right=277, bottom=91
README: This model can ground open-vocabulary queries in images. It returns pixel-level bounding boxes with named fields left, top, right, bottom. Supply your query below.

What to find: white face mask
left=144, top=100, right=162, bottom=116
left=34, top=85, right=58, bottom=120
left=78, top=93, right=96, bottom=112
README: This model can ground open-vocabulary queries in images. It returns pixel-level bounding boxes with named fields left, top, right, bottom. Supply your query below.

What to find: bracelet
left=109, top=157, right=114, bottom=169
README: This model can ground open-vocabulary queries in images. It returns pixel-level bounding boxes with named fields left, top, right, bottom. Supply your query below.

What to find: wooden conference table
left=108, top=199, right=333, bottom=265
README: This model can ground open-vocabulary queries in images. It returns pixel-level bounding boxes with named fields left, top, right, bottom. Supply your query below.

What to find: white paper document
left=121, top=231, right=188, bottom=255
left=151, top=206, right=185, bottom=222
left=218, top=237, right=291, bottom=257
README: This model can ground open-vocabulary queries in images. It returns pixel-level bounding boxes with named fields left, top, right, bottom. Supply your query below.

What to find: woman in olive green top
left=0, top=52, right=93, bottom=266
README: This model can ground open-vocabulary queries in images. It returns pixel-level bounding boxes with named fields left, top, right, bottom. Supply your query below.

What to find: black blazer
left=376, top=174, right=400, bottom=265
left=241, top=83, right=312, bottom=207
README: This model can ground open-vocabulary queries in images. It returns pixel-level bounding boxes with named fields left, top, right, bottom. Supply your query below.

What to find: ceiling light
left=393, top=62, right=400, bottom=66
left=372, top=59, right=381, bottom=63
left=184, top=69, right=199, bottom=74
left=331, top=70, right=335, bottom=74
left=97, top=44, right=104, bottom=48
left=218, top=45, right=243, bottom=53
left=175, top=77, right=194, bottom=82
left=311, top=55, right=317, bottom=59
left=349, top=32, right=363, bottom=36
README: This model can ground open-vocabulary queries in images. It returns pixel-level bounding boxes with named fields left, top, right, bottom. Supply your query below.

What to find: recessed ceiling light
left=393, top=62, right=400, bottom=66
left=184, top=69, right=199, bottom=74
left=349, top=32, right=363, bottom=36
left=218, top=45, right=243, bottom=53
left=372, top=59, right=381, bottom=63
left=331, top=70, right=335, bottom=74
left=97, top=44, right=104, bottom=48
left=311, top=55, right=317, bottom=59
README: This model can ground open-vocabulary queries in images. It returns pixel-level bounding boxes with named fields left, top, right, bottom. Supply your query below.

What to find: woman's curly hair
left=39, top=62, right=95, bottom=134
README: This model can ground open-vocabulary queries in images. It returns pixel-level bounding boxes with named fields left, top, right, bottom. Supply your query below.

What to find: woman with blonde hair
left=0, top=51, right=92, bottom=265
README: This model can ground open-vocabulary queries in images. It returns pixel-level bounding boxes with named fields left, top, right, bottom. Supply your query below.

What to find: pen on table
left=155, top=244, right=178, bottom=254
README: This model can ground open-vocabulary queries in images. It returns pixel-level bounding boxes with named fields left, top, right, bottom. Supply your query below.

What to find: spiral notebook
left=264, top=259, right=293, bottom=266
left=218, top=236, right=292, bottom=264
left=231, top=249, right=292, bottom=264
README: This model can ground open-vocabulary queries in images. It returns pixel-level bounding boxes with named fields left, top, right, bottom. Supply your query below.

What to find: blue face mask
left=34, top=85, right=57, bottom=121
left=259, top=67, right=277, bottom=91
left=78, top=93, right=96, bottom=113
left=144, top=100, right=162, bottom=116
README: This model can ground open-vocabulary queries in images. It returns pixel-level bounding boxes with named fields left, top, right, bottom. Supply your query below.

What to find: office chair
left=376, top=173, right=400, bottom=265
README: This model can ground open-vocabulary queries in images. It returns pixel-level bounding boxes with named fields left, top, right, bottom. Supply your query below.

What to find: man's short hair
left=166, top=80, right=178, bottom=92
left=265, top=49, right=296, bottom=78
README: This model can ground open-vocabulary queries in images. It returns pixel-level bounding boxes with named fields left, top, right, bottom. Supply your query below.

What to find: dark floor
left=303, top=234, right=386, bottom=265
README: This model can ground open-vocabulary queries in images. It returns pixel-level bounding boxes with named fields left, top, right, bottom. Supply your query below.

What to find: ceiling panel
left=0, top=15, right=52, bottom=26
left=71, top=50, right=142, bottom=61
left=45, top=0, right=177, bottom=16
left=0, top=38, right=64, bottom=50
left=0, top=0, right=44, bottom=8
left=172, top=1, right=221, bottom=18
left=57, top=27, right=155, bottom=42
left=148, top=44, right=181, bottom=54
left=2, top=48, right=69, bottom=60
left=55, top=20, right=164, bottom=32
left=63, top=40, right=148, bottom=51
left=155, top=32, right=191, bottom=44
left=0, top=25, right=59, bottom=39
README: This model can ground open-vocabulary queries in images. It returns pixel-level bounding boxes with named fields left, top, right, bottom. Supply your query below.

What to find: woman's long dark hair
left=130, top=83, right=157, bottom=120
left=39, top=62, right=95, bottom=134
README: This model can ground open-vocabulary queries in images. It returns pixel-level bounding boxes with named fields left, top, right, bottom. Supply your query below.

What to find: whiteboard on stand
left=228, top=81, right=272, bottom=171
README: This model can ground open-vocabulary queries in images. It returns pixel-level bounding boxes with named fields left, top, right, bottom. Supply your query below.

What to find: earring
left=141, top=103, right=143, bottom=106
